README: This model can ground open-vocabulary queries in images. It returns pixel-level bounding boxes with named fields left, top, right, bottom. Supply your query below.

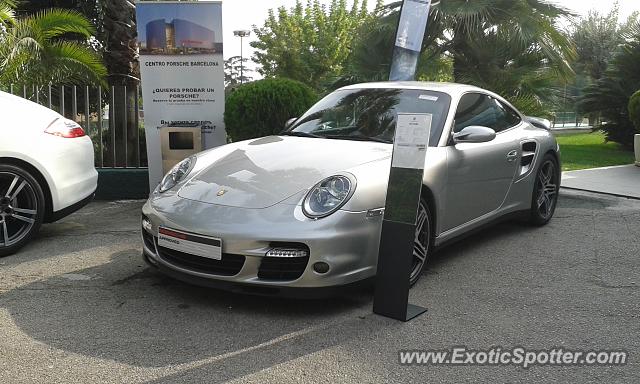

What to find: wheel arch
left=545, top=149, right=560, bottom=165
left=0, top=157, right=54, bottom=222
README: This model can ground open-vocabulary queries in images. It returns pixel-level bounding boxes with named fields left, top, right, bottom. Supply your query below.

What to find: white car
left=0, top=91, right=98, bottom=256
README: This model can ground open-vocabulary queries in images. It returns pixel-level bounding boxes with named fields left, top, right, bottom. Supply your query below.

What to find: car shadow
left=427, top=219, right=533, bottom=271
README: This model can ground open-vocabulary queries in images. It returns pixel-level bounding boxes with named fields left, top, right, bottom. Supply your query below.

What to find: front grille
left=157, top=245, right=245, bottom=276
left=142, top=230, right=155, bottom=251
left=258, top=255, right=310, bottom=281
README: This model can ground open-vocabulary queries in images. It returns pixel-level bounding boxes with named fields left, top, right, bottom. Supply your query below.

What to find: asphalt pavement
left=0, top=191, right=639, bottom=383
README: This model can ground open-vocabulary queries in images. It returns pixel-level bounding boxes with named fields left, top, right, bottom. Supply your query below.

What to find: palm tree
left=99, top=0, right=138, bottom=86
left=99, top=0, right=139, bottom=167
left=0, top=7, right=106, bottom=86
left=580, top=21, right=640, bottom=147
left=337, top=0, right=575, bottom=115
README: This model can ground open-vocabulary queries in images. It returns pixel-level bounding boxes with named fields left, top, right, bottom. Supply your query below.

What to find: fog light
left=142, top=216, right=152, bottom=233
left=313, top=262, right=330, bottom=274
left=266, top=248, right=309, bottom=258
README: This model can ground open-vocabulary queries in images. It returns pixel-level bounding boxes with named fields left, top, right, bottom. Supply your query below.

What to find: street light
left=233, top=30, right=251, bottom=85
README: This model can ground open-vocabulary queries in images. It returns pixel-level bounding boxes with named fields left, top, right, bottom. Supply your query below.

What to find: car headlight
left=303, top=174, right=356, bottom=218
left=156, top=156, right=196, bottom=193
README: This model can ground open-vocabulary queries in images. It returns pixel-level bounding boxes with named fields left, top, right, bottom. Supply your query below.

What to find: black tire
left=410, top=198, right=432, bottom=287
left=528, top=154, right=560, bottom=226
left=0, top=164, right=46, bottom=257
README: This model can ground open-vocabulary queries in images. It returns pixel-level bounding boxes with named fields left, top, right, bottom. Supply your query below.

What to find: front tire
left=529, top=154, right=560, bottom=226
left=0, top=164, right=45, bottom=257
left=410, top=199, right=432, bottom=286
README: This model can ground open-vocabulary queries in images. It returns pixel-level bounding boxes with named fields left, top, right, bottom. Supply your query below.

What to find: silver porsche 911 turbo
left=141, top=82, right=560, bottom=296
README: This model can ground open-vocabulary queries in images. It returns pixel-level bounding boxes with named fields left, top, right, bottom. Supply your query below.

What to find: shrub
left=629, top=90, right=640, bottom=131
left=224, top=78, right=318, bottom=142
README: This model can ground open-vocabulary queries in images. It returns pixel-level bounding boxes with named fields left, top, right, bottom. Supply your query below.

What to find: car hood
left=177, top=135, right=391, bottom=208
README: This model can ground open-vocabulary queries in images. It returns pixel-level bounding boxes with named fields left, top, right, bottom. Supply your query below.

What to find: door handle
left=506, top=150, right=518, bottom=162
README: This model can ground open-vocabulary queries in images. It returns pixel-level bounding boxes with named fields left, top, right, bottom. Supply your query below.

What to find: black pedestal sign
left=373, top=0, right=434, bottom=322
left=373, top=114, right=432, bottom=321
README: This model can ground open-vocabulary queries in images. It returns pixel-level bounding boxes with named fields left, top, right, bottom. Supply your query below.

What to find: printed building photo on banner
left=136, top=1, right=226, bottom=190
left=137, top=2, right=223, bottom=55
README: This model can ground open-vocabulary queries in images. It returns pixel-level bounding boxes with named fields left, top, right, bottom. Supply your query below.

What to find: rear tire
left=0, top=164, right=45, bottom=257
left=528, top=154, right=560, bottom=226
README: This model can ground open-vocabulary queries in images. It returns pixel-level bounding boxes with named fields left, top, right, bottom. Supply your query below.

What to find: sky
left=221, top=0, right=640, bottom=62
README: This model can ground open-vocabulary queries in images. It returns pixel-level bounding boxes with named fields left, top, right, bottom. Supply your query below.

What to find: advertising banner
left=136, top=0, right=226, bottom=190
left=394, top=0, right=432, bottom=52
left=389, top=0, right=432, bottom=81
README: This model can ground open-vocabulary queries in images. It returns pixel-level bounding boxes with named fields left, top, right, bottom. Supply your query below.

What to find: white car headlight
left=303, top=174, right=356, bottom=218
left=156, top=156, right=196, bottom=193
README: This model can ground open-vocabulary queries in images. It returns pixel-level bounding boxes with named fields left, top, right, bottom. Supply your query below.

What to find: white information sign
left=392, top=113, right=432, bottom=169
left=136, top=1, right=226, bottom=190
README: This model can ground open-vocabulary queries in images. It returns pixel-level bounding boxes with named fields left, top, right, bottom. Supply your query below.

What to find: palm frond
left=46, top=40, right=107, bottom=84
left=30, top=9, right=96, bottom=39
left=0, top=4, right=14, bottom=25
left=0, top=7, right=105, bottom=87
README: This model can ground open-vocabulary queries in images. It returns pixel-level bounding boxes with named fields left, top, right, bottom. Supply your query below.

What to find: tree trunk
left=102, top=0, right=139, bottom=167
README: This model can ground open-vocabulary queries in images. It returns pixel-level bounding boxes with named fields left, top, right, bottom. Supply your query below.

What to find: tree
left=251, top=0, right=383, bottom=90
left=99, top=0, right=137, bottom=86
left=98, top=0, right=139, bottom=167
left=580, top=21, right=640, bottom=147
left=629, top=90, right=640, bottom=131
left=0, top=5, right=106, bottom=86
left=337, top=0, right=575, bottom=115
left=572, top=4, right=639, bottom=81
left=225, top=56, right=253, bottom=87
left=15, top=0, right=99, bottom=22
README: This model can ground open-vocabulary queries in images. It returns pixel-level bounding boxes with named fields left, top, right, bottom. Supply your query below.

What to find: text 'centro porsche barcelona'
left=141, top=82, right=561, bottom=297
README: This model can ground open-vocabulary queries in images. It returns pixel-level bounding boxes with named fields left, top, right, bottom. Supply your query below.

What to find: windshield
left=287, top=88, right=451, bottom=145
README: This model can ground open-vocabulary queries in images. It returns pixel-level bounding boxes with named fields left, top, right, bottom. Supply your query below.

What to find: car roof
left=338, top=81, right=486, bottom=97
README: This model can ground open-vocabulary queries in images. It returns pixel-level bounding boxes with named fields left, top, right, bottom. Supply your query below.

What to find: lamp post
left=233, top=30, right=251, bottom=85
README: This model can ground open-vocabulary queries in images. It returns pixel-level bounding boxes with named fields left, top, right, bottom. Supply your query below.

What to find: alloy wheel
left=535, top=160, right=558, bottom=220
left=411, top=200, right=430, bottom=284
left=0, top=172, right=39, bottom=248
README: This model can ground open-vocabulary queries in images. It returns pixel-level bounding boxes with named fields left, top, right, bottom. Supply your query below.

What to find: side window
left=492, top=98, right=521, bottom=132
left=454, top=93, right=521, bottom=133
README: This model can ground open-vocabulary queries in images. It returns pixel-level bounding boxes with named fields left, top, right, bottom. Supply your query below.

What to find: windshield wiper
left=280, top=131, right=323, bottom=138
left=325, top=134, right=392, bottom=144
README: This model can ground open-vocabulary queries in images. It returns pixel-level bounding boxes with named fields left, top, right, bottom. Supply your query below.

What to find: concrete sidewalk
left=562, top=164, right=640, bottom=199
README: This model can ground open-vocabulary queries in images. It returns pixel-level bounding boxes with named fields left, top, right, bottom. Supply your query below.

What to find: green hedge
left=629, top=90, right=640, bottom=131
left=224, top=78, right=318, bottom=142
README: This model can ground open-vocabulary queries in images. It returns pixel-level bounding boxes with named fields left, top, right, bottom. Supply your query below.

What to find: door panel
left=441, top=92, right=524, bottom=231
left=443, top=128, right=520, bottom=231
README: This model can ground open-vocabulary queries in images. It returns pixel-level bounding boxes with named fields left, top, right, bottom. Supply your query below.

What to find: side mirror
left=285, top=117, right=298, bottom=129
left=453, top=126, right=496, bottom=144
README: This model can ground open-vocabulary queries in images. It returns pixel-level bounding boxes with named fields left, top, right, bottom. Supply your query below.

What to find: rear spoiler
left=526, top=116, right=551, bottom=130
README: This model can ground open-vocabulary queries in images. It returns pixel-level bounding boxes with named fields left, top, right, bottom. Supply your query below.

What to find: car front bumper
left=141, top=192, right=382, bottom=292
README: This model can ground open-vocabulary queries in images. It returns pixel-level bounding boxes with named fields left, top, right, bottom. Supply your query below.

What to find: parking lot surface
left=0, top=190, right=639, bottom=383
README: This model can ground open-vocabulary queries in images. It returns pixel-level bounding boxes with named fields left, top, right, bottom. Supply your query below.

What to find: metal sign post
left=373, top=0, right=434, bottom=322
